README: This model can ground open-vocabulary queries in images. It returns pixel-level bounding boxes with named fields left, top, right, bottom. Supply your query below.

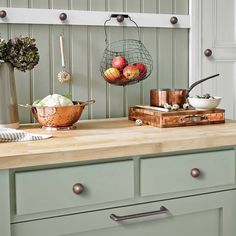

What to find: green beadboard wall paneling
left=71, top=0, right=88, bottom=11
left=0, top=0, right=7, bottom=7
left=9, top=0, right=28, bottom=8
left=71, top=25, right=90, bottom=120
left=51, top=0, right=69, bottom=10
left=175, top=0, right=189, bottom=14
left=31, top=0, right=49, bottom=9
left=31, top=25, right=51, bottom=106
left=158, top=0, right=174, bottom=90
left=125, top=0, right=142, bottom=114
left=71, top=1, right=89, bottom=120
left=107, top=0, right=125, bottom=118
left=173, top=0, right=189, bottom=89
left=89, top=0, right=107, bottom=119
left=142, top=0, right=158, bottom=105
left=10, top=0, right=31, bottom=123
left=0, top=0, right=189, bottom=123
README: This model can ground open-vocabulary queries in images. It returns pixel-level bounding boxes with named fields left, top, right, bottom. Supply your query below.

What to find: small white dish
left=188, top=96, right=222, bottom=110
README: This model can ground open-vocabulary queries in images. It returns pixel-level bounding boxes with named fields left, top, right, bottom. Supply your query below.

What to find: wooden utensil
left=58, top=35, right=71, bottom=83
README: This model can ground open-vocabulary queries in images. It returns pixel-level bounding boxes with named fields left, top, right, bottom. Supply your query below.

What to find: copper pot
left=19, top=100, right=95, bottom=129
left=150, top=74, right=219, bottom=107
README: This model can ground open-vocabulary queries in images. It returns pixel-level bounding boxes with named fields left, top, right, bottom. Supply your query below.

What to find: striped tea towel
left=0, top=128, right=52, bottom=142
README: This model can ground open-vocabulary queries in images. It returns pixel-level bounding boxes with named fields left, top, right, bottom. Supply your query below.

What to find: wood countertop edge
left=1, top=134, right=236, bottom=170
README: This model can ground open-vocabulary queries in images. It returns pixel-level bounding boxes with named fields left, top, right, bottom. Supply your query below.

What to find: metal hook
left=103, top=16, right=112, bottom=45
left=103, top=14, right=141, bottom=44
left=128, top=16, right=140, bottom=40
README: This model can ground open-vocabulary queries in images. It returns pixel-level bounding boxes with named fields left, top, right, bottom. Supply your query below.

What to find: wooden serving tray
left=128, top=106, right=225, bottom=128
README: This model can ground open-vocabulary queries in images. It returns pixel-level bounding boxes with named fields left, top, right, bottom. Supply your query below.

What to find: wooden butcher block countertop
left=1, top=118, right=236, bottom=169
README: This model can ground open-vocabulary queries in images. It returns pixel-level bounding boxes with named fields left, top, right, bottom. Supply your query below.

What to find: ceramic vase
left=0, top=62, right=19, bottom=128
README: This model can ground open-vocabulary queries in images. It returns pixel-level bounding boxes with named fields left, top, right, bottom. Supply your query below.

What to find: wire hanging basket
left=100, top=14, right=153, bottom=86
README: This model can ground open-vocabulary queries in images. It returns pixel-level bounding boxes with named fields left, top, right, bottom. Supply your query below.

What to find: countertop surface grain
left=1, top=118, right=236, bottom=169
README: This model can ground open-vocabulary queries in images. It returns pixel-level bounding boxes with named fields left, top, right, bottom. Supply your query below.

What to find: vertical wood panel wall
left=0, top=0, right=189, bottom=123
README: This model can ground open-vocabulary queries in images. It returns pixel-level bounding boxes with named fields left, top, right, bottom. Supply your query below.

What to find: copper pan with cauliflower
left=19, top=94, right=95, bottom=130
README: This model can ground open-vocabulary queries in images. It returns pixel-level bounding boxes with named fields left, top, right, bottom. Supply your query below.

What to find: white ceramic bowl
left=188, top=96, right=222, bottom=110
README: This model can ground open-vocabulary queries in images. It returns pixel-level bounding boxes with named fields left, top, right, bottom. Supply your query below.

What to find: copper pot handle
left=110, top=206, right=168, bottom=222
left=79, top=99, right=96, bottom=107
left=179, top=115, right=208, bottom=122
left=18, top=104, right=33, bottom=108
left=186, top=73, right=220, bottom=97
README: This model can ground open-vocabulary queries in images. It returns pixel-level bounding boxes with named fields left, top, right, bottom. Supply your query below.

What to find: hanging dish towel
left=0, top=128, right=52, bottom=142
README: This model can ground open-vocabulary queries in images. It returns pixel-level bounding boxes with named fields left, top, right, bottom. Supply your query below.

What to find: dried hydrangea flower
left=0, top=38, right=7, bottom=61
left=6, top=36, right=40, bottom=72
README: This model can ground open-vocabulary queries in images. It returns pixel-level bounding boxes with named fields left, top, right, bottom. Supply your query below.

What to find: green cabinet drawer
left=14, top=160, right=134, bottom=215
left=11, top=190, right=236, bottom=236
left=141, top=149, right=236, bottom=197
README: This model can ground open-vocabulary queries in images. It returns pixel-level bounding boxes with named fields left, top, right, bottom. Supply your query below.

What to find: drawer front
left=141, top=150, right=236, bottom=197
left=11, top=190, right=236, bottom=236
left=14, top=160, right=134, bottom=215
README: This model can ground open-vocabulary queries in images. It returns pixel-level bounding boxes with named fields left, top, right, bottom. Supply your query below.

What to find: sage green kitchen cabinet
left=11, top=190, right=236, bottom=236
left=1, top=148, right=236, bottom=236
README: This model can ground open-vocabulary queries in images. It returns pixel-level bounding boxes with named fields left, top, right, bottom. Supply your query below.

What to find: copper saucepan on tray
left=150, top=74, right=220, bottom=108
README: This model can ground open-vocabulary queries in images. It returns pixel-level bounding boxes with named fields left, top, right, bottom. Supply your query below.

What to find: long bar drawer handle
left=110, top=206, right=168, bottom=222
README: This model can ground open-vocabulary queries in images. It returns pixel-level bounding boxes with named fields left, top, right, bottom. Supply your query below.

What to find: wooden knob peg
left=59, top=12, right=67, bottom=21
left=116, top=15, right=125, bottom=22
left=191, top=168, right=201, bottom=178
left=0, top=10, right=7, bottom=18
left=204, top=49, right=212, bottom=57
left=72, top=183, right=84, bottom=194
left=170, top=16, right=178, bottom=24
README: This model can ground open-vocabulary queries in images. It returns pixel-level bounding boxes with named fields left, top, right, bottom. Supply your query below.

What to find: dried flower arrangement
left=0, top=36, right=39, bottom=72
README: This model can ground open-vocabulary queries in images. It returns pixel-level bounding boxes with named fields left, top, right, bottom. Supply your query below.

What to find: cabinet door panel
left=12, top=190, right=236, bottom=236
left=67, top=209, right=218, bottom=236
left=201, top=0, right=236, bottom=119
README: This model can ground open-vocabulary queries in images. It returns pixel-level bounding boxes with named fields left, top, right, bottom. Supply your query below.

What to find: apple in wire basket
left=112, top=55, right=127, bottom=70
left=104, top=67, right=121, bottom=82
left=123, top=64, right=140, bottom=80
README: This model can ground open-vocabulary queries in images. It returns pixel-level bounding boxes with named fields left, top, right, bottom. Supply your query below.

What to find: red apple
left=104, top=67, right=121, bottom=82
left=123, top=65, right=140, bottom=80
left=112, top=56, right=127, bottom=70
left=133, top=63, right=147, bottom=78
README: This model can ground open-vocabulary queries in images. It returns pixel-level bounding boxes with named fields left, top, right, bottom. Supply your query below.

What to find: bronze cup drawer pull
left=72, top=183, right=84, bottom=195
left=110, top=206, right=168, bottom=222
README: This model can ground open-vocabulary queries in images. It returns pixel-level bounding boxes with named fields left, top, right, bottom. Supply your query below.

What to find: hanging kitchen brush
left=58, top=35, right=71, bottom=83
left=100, top=14, right=153, bottom=86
